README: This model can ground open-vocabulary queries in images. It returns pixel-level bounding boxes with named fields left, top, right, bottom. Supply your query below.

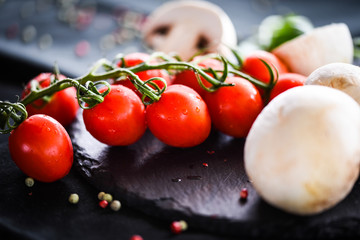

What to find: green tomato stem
left=0, top=102, right=28, bottom=134
left=0, top=52, right=272, bottom=134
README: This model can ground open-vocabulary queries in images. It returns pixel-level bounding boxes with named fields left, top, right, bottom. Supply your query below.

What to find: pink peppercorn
left=240, top=188, right=248, bottom=200
left=99, top=200, right=109, bottom=208
left=170, top=221, right=183, bottom=234
left=130, top=235, right=143, bottom=240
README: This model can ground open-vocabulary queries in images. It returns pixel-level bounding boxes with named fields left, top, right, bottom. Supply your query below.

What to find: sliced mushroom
left=141, top=0, right=237, bottom=60
left=272, top=23, right=353, bottom=76
left=305, top=63, right=360, bottom=105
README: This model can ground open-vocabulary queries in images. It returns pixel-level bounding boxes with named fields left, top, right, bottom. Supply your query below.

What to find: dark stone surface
left=70, top=110, right=360, bottom=239
left=1, top=0, right=360, bottom=238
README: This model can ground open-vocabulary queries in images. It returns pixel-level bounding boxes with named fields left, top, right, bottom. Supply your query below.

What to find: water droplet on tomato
left=195, top=107, right=200, bottom=113
left=46, top=127, right=51, bottom=132
left=182, top=109, right=188, bottom=115
left=108, top=129, right=116, bottom=134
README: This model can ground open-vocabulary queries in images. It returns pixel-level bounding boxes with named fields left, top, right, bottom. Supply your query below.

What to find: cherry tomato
left=83, top=84, right=146, bottom=146
left=270, top=73, right=306, bottom=101
left=204, top=76, right=263, bottom=138
left=8, top=114, right=73, bottom=182
left=241, top=50, right=288, bottom=84
left=119, top=52, right=149, bottom=66
left=146, top=84, right=211, bottom=148
left=116, top=52, right=172, bottom=97
left=22, top=73, right=79, bottom=127
left=173, top=56, right=223, bottom=98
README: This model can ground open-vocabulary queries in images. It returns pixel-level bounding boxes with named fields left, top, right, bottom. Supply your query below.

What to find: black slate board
left=69, top=110, right=360, bottom=239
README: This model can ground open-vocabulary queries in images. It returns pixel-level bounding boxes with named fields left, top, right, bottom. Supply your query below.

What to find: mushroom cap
left=306, top=63, right=360, bottom=105
left=141, top=0, right=237, bottom=60
left=272, top=23, right=353, bottom=76
left=244, top=85, right=360, bottom=215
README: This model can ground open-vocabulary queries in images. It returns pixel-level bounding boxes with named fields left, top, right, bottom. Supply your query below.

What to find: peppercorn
left=240, top=188, right=248, bottom=200
left=170, top=221, right=183, bottom=234
left=99, top=200, right=108, bottom=208
left=69, top=193, right=79, bottom=204
left=25, top=177, right=34, bottom=187
left=179, top=220, right=188, bottom=231
left=98, top=191, right=105, bottom=200
left=103, top=193, right=113, bottom=202
left=110, top=200, right=121, bottom=211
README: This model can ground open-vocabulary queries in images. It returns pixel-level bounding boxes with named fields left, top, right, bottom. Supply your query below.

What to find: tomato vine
left=0, top=51, right=277, bottom=134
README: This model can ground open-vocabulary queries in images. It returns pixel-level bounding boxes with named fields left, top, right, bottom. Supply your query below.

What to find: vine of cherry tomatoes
left=21, top=73, right=79, bottom=127
left=7, top=50, right=306, bottom=182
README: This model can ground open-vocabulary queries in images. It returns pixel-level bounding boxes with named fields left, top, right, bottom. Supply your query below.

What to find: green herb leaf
left=258, top=14, right=314, bottom=51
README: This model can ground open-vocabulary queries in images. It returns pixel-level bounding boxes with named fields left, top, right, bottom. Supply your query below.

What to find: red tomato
left=119, top=52, right=149, bottom=66
left=173, top=57, right=223, bottom=98
left=241, top=50, right=288, bottom=84
left=83, top=84, right=146, bottom=146
left=117, top=52, right=172, bottom=96
left=8, top=114, right=73, bottom=182
left=146, top=84, right=211, bottom=148
left=22, top=73, right=79, bottom=127
left=270, top=73, right=306, bottom=101
left=204, top=77, right=264, bottom=138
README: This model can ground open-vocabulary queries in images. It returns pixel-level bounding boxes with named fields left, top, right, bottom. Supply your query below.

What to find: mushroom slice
left=141, top=0, right=237, bottom=60
left=306, top=62, right=360, bottom=105
left=272, top=23, right=353, bottom=76
left=244, top=85, right=360, bottom=215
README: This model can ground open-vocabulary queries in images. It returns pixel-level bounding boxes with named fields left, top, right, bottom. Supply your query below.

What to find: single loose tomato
left=116, top=52, right=172, bottom=97
left=83, top=84, right=146, bottom=146
left=146, top=84, right=211, bottom=148
left=241, top=50, right=288, bottom=84
left=8, top=114, right=73, bottom=182
left=204, top=76, right=264, bottom=138
left=173, top=56, right=223, bottom=98
left=270, top=73, right=306, bottom=101
left=22, top=73, right=79, bottom=127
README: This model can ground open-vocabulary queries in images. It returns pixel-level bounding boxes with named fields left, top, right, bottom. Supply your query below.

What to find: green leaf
left=258, top=14, right=314, bottom=51
left=354, top=37, right=360, bottom=59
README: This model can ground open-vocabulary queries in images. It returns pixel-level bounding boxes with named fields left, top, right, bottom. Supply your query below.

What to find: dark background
left=1, top=0, right=360, bottom=240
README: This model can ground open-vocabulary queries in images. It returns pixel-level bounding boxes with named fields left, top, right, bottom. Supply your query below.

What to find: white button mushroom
left=141, top=0, right=237, bottom=60
left=306, top=62, right=360, bottom=105
left=272, top=23, right=353, bottom=76
left=244, top=85, right=360, bottom=215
